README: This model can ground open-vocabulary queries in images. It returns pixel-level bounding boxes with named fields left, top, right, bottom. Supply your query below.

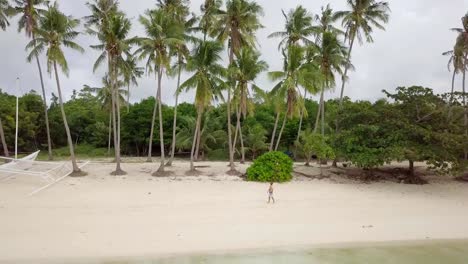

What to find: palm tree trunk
left=194, top=121, right=202, bottom=161
left=156, top=68, right=166, bottom=172
left=115, top=68, right=124, bottom=174
left=227, top=48, right=236, bottom=173
left=269, top=112, right=280, bottom=152
left=336, top=36, right=355, bottom=132
left=127, top=83, right=130, bottom=113
left=147, top=75, right=159, bottom=162
left=233, top=117, right=239, bottom=154
left=53, top=62, right=80, bottom=174
left=0, top=118, right=9, bottom=157
left=448, top=70, right=456, bottom=119
left=275, top=114, right=287, bottom=151
left=237, top=111, right=245, bottom=164
left=190, top=111, right=202, bottom=171
left=463, top=66, right=467, bottom=160
left=167, top=64, right=182, bottom=166
left=314, top=89, right=324, bottom=133
left=33, top=34, right=53, bottom=160
left=294, top=89, right=307, bottom=159
left=321, top=90, right=325, bottom=136
left=107, top=112, right=112, bottom=156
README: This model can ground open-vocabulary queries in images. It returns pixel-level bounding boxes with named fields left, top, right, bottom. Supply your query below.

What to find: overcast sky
left=1, top=0, right=467, bottom=105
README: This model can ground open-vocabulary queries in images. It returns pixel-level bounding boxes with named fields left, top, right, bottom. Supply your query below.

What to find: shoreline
left=1, top=161, right=468, bottom=262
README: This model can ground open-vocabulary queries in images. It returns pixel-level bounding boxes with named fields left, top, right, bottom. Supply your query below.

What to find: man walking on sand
left=268, top=182, right=275, bottom=204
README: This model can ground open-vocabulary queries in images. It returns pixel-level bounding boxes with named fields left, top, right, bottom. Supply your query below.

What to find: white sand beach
left=1, top=161, right=468, bottom=262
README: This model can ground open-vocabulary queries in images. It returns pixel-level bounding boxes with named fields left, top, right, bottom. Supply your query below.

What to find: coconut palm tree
left=27, top=3, right=84, bottom=174
left=10, top=0, right=53, bottom=160
left=136, top=8, right=183, bottom=174
left=309, top=31, right=349, bottom=136
left=178, top=40, right=225, bottom=172
left=86, top=0, right=134, bottom=175
left=452, top=13, right=468, bottom=159
left=443, top=45, right=464, bottom=118
left=268, top=5, right=316, bottom=49
left=83, top=75, right=127, bottom=155
left=268, top=45, right=318, bottom=150
left=214, top=0, right=263, bottom=173
left=121, top=54, right=143, bottom=113
left=156, top=0, right=195, bottom=166
left=231, top=47, right=267, bottom=163
left=0, top=0, right=10, bottom=30
left=335, top=0, right=390, bottom=106
left=199, top=0, right=222, bottom=40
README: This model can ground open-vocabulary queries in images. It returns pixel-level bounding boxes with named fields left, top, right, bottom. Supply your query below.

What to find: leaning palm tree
left=335, top=0, right=390, bottom=105
left=0, top=0, right=10, bottom=30
left=268, top=5, right=316, bottom=49
left=214, top=0, right=263, bottom=173
left=27, top=3, right=84, bottom=174
left=178, top=40, right=225, bottom=172
left=10, top=0, right=53, bottom=160
left=136, top=8, right=183, bottom=174
left=86, top=0, right=135, bottom=175
left=231, top=47, right=267, bottom=163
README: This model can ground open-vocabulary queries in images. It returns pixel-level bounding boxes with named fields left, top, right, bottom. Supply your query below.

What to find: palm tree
left=178, top=40, right=225, bottom=172
left=83, top=75, right=127, bottom=155
left=86, top=0, right=135, bottom=175
left=122, top=54, right=143, bottom=113
left=268, top=5, right=316, bottom=49
left=215, top=0, right=263, bottom=173
left=268, top=45, right=318, bottom=150
left=199, top=0, right=222, bottom=40
left=443, top=45, right=464, bottom=118
left=335, top=0, right=390, bottom=106
left=136, top=8, right=183, bottom=174
left=27, top=3, right=84, bottom=174
left=231, top=47, right=267, bottom=163
left=452, top=13, right=468, bottom=159
left=156, top=0, right=194, bottom=167
left=309, top=31, right=348, bottom=136
left=0, top=0, right=10, bottom=30
left=10, top=0, right=54, bottom=160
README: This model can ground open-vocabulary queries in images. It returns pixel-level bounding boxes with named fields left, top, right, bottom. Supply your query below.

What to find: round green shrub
left=246, top=151, right=293, bottom=182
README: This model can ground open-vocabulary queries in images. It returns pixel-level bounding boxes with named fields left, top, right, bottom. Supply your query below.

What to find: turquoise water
left=111, top=241, right=468, bottom=264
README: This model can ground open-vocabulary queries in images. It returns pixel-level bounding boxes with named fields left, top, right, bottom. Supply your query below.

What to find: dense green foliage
left=246, top=151, right=293, bottom=182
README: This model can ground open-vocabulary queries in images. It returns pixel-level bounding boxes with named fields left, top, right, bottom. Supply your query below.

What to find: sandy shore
left=1, top=160, right=468, bottom=262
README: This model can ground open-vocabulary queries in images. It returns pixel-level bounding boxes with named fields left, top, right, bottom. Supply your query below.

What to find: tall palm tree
left=215, top=0, right=263, bottom=173
left=83, top=75, right=127, bottom=155
left=122, top=54, right=143, bottom=113
left=10, top=0, right=53, bottom=160
left=156, top=0, right=194, bottom=167
left=309, top=31, right=348, bottom=136
left=268, top=5, right=316, bottom=49
left=335, top=0, right=390, bottom=106
left=268, top=45, right=318, bottom=150
left=443, top=45, right=464, bottom=118
left=231, top=47, right=267, bottom=162
left=136, top=8, right=183, bottom=173
left=199, top=0, right=222, bottom=40
left=178, top=40, right=225, bottom=172
left=27, top=3, right=84, bottom=174
left=86, top=0, right=135, bottom=175
left=0, top=0, right=10, bottom=30
left=452, top=13, right=468, bottom=159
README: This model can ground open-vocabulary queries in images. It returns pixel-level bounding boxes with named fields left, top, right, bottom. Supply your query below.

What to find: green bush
left=246, top=151, right=293, bottom=182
